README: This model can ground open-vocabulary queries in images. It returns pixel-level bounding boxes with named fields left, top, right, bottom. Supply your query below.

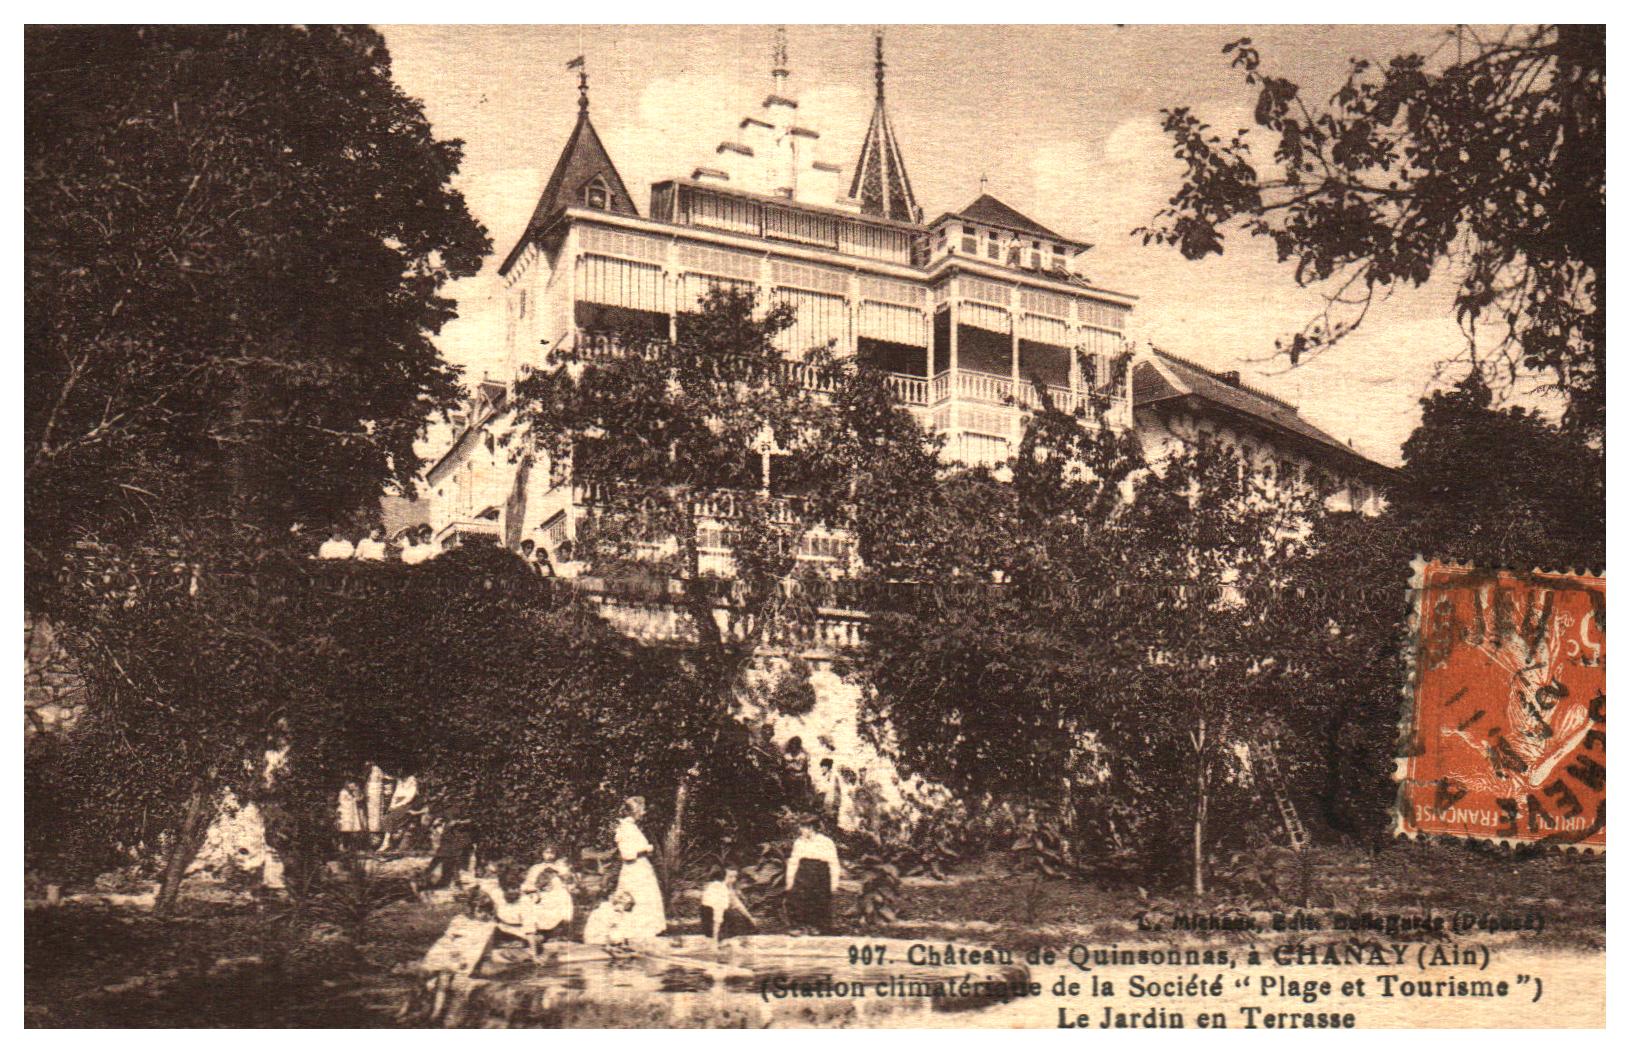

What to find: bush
left=31, top=544, right=798, bottom=893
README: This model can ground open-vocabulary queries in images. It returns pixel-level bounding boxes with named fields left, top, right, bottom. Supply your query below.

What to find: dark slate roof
left=501, top=109, right=637, bottom=275
left=529, top=110, right=638, bottom=229
left=850, top=90, right=921, bottom=223
left=1134, top=350, right=1389, bottom=474
left=945, top=194, right=1074, bottom=245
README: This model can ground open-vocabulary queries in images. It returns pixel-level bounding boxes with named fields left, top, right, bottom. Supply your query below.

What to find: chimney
left=1219, top=370, right=1241, bottom=386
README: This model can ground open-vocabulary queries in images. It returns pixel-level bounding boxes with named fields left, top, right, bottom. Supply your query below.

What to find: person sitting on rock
left=520, top=861, right=575, bottom=947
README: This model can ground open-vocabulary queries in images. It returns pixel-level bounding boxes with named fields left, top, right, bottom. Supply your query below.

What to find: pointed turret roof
left=501, top=71, right=637, bottom=275
left=849, top=33, right=921, bottom=224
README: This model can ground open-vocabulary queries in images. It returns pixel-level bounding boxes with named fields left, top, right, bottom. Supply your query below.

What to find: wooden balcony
left=930, top=368, right=1126, bottom=416
left=562, top=333, right=1127, bottom=472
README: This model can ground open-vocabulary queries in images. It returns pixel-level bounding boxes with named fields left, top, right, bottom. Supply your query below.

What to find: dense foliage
left=1140, top=26, right=1604, bottom=438
left=1393, top=373, right=1603, bottom=571
left=857, top=392, right=1397, bottom=891
left=24, top=546, right=795, bottom=895
left=25, top=25, right=489, bottom=616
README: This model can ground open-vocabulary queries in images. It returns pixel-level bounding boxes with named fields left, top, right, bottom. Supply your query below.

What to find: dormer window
left=585, top=176, right=611, bottom=210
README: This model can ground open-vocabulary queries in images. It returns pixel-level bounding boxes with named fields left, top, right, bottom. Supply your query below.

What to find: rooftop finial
left=772, top=26, right=789, bottom=93
left=874, top=30, right=886, bottom=101
left=567, top=54, right=588, bottom=114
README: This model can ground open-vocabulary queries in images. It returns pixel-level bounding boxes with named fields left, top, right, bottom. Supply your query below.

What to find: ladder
left=1252, top=738, right=1309, bottom=852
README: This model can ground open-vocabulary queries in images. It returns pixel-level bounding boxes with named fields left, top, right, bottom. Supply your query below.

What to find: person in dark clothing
left=417, top=808, right=474, bottom=892
left=781, top=736, right=816, bottom=809
left=784, top=815, right=840, bottom=934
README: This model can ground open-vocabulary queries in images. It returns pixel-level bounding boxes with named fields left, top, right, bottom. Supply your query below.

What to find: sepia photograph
left=22, top=22, right=1606, bottom=1028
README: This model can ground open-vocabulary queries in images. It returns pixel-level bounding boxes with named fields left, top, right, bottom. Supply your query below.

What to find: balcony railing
left=574, top=482, right=823, bottom=528
left=929, top=369, right=1128, bottom=416
left=886, top=374, right=928, bottom=405
left=435, top=517, right=502, bottom=546
left=566, top=333, right=1124, bottom=438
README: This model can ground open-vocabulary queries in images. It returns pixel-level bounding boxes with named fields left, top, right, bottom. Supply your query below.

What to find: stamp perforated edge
left=1390, top=556, right=1606, bottom=855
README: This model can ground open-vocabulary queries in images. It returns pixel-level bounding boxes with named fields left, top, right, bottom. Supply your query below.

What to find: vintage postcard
left=24, top=24, right=1605, bottom=1029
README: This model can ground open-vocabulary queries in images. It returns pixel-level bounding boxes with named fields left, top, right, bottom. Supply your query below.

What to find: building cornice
left=551, top=207, right=1140, bottom=309
left=657, top=178, right=927, bottom=234
left=561, top=207, right=928, bottom=282
left=924, top=255, right=1138, bottom=308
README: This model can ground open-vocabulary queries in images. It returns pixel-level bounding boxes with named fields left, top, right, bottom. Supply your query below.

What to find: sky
left=381, top=24, right=1485, bottom=466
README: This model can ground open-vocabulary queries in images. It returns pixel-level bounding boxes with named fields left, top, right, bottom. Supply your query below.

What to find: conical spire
left=524, top=60, right=637, bottom=231
left=500, top=61, right=638, bottom=275
left=849, top=31, right=921, bottom=224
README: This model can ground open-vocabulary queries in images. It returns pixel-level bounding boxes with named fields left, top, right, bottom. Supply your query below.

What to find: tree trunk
left=661, top=773, right=692, bottom=907
left=1192, top=777, right=1208, bottom=898
left=155, top=783, right=214, bottom=916
left=1191, top=717, right=1208, bottom=898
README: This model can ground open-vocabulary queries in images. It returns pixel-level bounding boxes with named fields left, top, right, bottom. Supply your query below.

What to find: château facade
left=419, top=32, right=1388, bottom=561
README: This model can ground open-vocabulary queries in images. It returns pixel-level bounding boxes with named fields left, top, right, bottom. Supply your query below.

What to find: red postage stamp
left=1399, top=561, right=1605, bottom=848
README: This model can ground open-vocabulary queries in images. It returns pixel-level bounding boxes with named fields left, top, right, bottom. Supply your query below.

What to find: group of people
left=335, top=765, right=425, bottom=854
left=774, top=735, right=844, bottom=828
left=343, top=778, right=848, bottom=954
left=579, top=802, right=844, bottom=947
left=449, top=794, right=847, bottom=955
left=579, top=796, right=669, bottom=945
left=316, top=525, right=441, bottom=565
left=514, top=537, right=583, bottom=579
left=475, top=845, right=577, bottom=954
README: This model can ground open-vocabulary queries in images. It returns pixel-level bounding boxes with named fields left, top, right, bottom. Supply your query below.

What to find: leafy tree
left=29, top=546, right=789, bottom=909
left=1263, top=509, right=1412, bottom=845
left=860, top=396, right=1145, bottom=808
left=25, top=24, right=489, bottom=909
left=511, top=287, right=941, bottom=883
left=1393, top=372, right=1603, bottom=571
left=1141, top=26, right=1604, bottom=437
left=25, top=25, right=489, bottom=616
left=859, top=391, right=1331, bottom=894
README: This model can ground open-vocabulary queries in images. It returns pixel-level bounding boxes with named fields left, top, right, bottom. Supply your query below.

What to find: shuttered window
left=1019, top=312, right=1070, bottom=346
left=857, top=301, right=926, bottom=347
left=1079, top=298, right=1128, bottom=330
left=579, top=225, right=666, bottom=263
left=959, top=276, right=1010, bottom=306
left=958, top=301, right=1010, bottom=336
left=680, top=273, right=757, bottom=310
left=773, top=288, right=848, bottom=357
left=577, top=255, right=664, bottom=312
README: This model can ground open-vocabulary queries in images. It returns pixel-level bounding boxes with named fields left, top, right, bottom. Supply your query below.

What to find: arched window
left=585, top=176, right=610, bottom=210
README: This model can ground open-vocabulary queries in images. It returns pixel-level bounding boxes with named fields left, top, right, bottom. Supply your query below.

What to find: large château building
left=420, top=32, right=1388, bottom=558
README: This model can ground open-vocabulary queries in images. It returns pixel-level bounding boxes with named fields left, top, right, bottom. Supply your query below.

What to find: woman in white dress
left=613, top=796, right=666, bottom=939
